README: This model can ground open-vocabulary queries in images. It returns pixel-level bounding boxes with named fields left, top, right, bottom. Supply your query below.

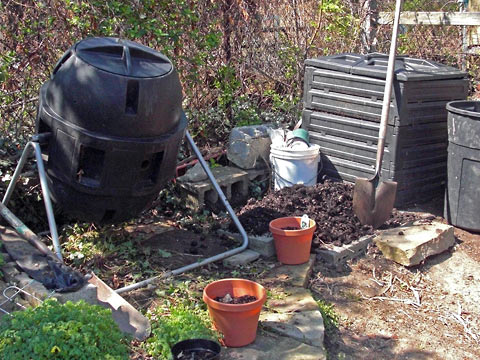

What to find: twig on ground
left=447, top=302, right=479, bottom=343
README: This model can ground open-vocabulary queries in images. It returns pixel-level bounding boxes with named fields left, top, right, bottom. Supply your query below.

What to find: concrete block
left=223, top=250, right=260, bottom=268
left=260, top=310, right=325, bottom=347
left=248, top=234, right=276, bottom=258
left=178, top=166, right=249, bottom=211
left=218, top=230, right=276, bottom=258
left=374, top=221, right=455, bottom=266
left=316, top=234, right=374, bottom=266
left=243, top=166, right=270, bottom=182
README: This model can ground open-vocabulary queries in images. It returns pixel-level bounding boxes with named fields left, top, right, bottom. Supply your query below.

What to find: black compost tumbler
left=36, top=37, right=187, bottom=223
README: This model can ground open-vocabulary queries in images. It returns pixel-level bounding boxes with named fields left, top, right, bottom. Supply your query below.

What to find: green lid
left=292, top=129, right=310, bottom=144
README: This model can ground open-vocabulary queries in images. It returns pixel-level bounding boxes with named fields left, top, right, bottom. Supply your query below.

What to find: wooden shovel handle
left=375, top=0, right=403, bottom=177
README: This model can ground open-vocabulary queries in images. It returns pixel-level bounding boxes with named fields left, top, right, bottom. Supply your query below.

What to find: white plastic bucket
left=270, top=144, right=321, bottom=190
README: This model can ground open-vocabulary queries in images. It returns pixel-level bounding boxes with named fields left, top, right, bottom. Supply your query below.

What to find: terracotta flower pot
left=203, top=278, right=266, bottom=347
left=269, top=216, right=316, bottom=264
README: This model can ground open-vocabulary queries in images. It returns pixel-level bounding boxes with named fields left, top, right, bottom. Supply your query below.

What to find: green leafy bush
left=0, top=299, right=129, bottom=360
left=145, top=304, right=217, bottom=360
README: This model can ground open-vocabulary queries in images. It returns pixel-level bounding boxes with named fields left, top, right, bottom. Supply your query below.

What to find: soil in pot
left=214, top=293, right=257, bottom=304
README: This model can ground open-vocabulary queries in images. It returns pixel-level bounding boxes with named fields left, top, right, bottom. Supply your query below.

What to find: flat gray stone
left=53, top=282, right=99, bottom=305
left=1, top=262, right=21, bottom=283
left=227, top=125, right=272, bottom=169
left=222, top=330, right=326, bottom=360
left=13, top=272, right=52, bottom=306
left=263, top=254, right=315, bottom=288
left=267, top=287, right=318, bottom=313
left=0, top=279, right=16, bottom=317
left=223, top=250, right=260, bottom=267
left=374, top=221, right=455, bottom=266
left=260, top=310, right=325, bottom=347
left=177, top=162, right=208, bottom=182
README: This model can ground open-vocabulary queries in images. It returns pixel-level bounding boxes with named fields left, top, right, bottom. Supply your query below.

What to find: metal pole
left=116, top=130, right=249, bottom=294
left=2, top=140, right=63, bottom=261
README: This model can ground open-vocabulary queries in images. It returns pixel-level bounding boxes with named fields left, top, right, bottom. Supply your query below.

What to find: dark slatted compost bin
left=302, top=53, right=468, bottom=206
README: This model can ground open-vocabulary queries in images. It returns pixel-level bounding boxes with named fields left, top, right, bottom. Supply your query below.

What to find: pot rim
left=269, top=216, right=316, bottom=236
left=203, top=278, right=267, bottom=312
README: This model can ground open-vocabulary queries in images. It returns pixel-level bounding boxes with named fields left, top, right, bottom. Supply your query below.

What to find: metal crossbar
left=0, top=282, right=45, bottom=316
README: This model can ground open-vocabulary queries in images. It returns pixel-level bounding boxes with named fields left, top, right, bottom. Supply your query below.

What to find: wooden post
left=468, top=0, right=480, bottom=51
left=361, top=0, right=378, bottom=53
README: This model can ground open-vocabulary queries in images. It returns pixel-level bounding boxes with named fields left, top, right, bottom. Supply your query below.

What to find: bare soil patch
left=310, top=225, right=480, bottom=360
left=235, top=181, right=418, bottom=249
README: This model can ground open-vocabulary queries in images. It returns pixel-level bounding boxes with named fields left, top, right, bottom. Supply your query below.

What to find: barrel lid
left=75, top=37, right=172, bottom=78
left=305, top=53, right=466, bottom=81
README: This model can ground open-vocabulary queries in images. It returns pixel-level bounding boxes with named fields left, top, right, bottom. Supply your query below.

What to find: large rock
left=374, top=221, right=455, bottom=266
left=227, top=124, right=273, bottom=169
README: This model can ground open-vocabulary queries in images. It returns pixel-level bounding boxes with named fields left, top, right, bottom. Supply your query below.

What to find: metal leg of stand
left=115, top=130, right=249, bottom=294
left=2, top=141, right=63, bottom=261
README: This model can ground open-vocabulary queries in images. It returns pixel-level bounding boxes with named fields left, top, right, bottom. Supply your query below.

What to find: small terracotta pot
left=269, top=216, right=316, bottom=264
left=203, top=278, right=266, bottom=347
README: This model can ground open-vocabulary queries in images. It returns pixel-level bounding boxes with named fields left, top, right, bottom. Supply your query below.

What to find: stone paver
left=374, top=221, right=455, bottom=266
left=262, top=254, right=315, bottom=288
left=222, top=330, right=326, bottom=360
left=267, top=287, right=319, bottom=313
left=223, top=249, right=260, bottom=267
left=260, top=310, right=325, bottom=347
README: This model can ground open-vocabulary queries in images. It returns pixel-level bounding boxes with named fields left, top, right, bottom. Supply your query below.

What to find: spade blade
left=353, top=178, right=397, bottom=229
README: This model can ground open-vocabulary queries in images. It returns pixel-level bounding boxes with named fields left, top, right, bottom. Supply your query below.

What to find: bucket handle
left=271, top=157, right=324, bottom=188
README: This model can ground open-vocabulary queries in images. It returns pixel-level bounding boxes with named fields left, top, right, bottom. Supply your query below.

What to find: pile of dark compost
left=234, top=181, right=418, bottom=249
left=214, top=294, right=258, bottom=304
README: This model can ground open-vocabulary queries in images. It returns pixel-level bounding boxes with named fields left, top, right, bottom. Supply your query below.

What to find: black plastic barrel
left=445, top=101, right=480, bottom=231
left=36, top=37, right=187, bottom=223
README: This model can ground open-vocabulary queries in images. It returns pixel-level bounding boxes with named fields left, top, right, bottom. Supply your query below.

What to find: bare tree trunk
left=361, top=0, right=377, bottom=53
left=223, top=0, right=233, bottom=63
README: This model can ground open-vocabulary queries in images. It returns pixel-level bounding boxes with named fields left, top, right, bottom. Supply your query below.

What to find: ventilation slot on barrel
left=77, top=146, right=105, bottom=187
left=137, top=151, right=164, bottom=189
left=125, top=80, right=139, bottom=115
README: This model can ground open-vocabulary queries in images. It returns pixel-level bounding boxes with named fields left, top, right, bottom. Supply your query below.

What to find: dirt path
left=310, top=228, right=480, bottom=360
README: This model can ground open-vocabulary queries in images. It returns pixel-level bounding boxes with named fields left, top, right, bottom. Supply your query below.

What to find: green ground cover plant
left=0, top=299, right=129, bottom=360
left=145, top=303, right=217, bottom=359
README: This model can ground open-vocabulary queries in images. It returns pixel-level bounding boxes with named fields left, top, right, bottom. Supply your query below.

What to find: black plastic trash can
left=445, top=101, right=480, bottom=232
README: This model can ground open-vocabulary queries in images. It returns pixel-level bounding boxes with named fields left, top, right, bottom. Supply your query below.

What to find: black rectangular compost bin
left=302, top=53, right=468, bottom=206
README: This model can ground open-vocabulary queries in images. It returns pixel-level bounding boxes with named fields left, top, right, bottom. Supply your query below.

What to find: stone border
left=219, top=229, right=374, bottom=267
left=315, top=234, right=374, bottom=266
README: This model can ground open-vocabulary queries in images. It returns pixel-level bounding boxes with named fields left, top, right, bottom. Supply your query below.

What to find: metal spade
left=353, top=0, right=402, bottom=229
